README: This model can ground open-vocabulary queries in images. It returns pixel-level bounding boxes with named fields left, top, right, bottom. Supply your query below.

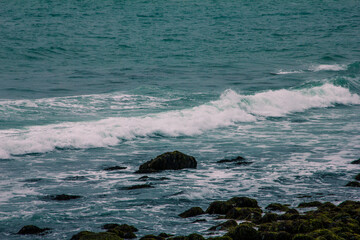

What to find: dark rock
left=159, top=233, right=173, bottom=238
left=260, top=231, right=292, bottom=240
left=188, top=233, right=205, bottom=240
left=226, top=223, right=260, bottom=240
left=338, top=200, right=360, bottom=209
left=355, top=173, right=360, bottom=181
left=71, top=231, right=122, bottom=240
left=266, top=203, right=289, bottom=212
left=139, top=176, right=149, bottom=180
left=109, top=226, right=137, bottom=238
left=104, top=166, right=127, bottom=171
left=206, top=197, right=259, bottom=215
left=298, top=201, right=323, bottom=208
left=217, top=156, right=245, bottom=163
left=208, top=220, right=237, bottom=231
left=122, top=184, right=154, bottom=190
left=47, top=194, right=81, bottom=201
left=140, top=234, right=165, bottom=240
left=179, top=207, right=204, bottom=218
left=346, top=181, right=360, bottom=187
left=192, top=219, right=207, bottom=223
left=351, top=158, right=360, bottom=164
left=292, top=234, right=315, bottom=240
left=225, top=207, right=262, bottom=221
left=136, top=151, right=197, bottom=173
left=102, top=223, right=138, bottom=232
left=207, top=237, right=232, bottom=240
left=257, top=213, right=279, bottom=224
left=18, top=225, right=50, bottom=235
left=206, top=201, right=232, bottom=214
left=228, top=197, right=260, bottom=208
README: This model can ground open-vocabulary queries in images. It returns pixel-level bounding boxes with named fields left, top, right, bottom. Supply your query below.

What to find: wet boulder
left=179, top=207, right=204, bottom=218
left=265, top=203, right=289, bottom=212
left=104, top=166, right=127, bottom=171
left=71, top=231, right=122, bottom=240
left=47, top=194, right=81, bottom=201
left=208, top=220, right=237, bottom=231
left=351, top=158, right=360, bottom=164
left=346, top=181, right=360, bottom=187
left=206, top=197, right=259, bottom=215
left=298, top=201, right=323, bottom=208
left=136, top=151, right=197, bottom=173
left=226, top=222, right=260, bottom=240
left=18, top=225, right=50, bottom=235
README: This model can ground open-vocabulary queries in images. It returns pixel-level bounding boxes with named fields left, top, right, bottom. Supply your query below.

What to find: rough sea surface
left=0, top=0, right=359, bottom=239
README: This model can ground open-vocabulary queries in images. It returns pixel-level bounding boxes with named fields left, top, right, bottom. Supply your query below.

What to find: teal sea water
left=1, top=0, right=360, bottom=239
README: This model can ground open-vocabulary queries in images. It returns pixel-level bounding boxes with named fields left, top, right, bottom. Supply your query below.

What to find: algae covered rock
left=208, top=220, right=237, bottom=231
left=71, top=231, right=122, bottom=240
left=206, top=197, right=259, bottom=215
left=225, top=207, right=262, bottom=221
left=18, top=225, right=50, bottom=235
left=265, top=203, right=289, bottom=212
left=103, top=224, right=138, bottom=239
left=298, top=201, right=322, bottom=208
left=136, top=151, right=197, bottom=173
left=226, top=222, right=260, bottom=240
left=179, top=207, right=204, bottom=218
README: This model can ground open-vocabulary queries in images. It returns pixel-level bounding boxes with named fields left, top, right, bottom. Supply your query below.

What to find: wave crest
left=0, top=84, right=359, bottom=158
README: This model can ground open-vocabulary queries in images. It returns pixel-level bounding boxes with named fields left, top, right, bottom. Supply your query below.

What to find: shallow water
left=0, top=0, right=359, bottom=239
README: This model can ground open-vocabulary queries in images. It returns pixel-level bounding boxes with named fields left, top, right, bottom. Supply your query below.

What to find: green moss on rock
left=70, top=231, right=123, bottom=240
left=179, top=207, right=205, bottom=218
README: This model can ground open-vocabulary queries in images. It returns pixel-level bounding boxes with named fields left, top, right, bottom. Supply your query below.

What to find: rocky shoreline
left=16, top=152, right=360, bottom=240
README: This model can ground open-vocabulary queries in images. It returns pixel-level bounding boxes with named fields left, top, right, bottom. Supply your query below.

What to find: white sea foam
left=310, top=64, right=347, bottom=72
left=275, top=70, right=303, bottom=75
left=0, top=84, right=359, bottom=158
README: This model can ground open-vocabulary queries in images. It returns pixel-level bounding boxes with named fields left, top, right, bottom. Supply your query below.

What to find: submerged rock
left=346, top=181, right=360, bottom=187
left=46, top=194, right=81, bottom=201
left=122, top=184, right=154, bottom=190
left=351, top=158, right=360, bottom=164
left=355, top=173, right=360, bottom=181
left=179, top=207, right=205, bottom=218
left=104, top=166, right=127, bottom=171
left=136, top=151, right=197, bottom=173
left=18, top=225, right=50, bottom=235
left=63, top=176, right=87, bottom=181
left=217, top=156, right=245, bottom=163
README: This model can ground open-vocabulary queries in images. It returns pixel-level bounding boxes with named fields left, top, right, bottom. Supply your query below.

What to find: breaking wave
left=0, top=83, right=359, bottom=158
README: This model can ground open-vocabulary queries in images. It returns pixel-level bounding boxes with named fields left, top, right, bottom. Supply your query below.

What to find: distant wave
left=309, top=64, right=347, bottom=72
left=272, top=70, right=303, bottom=75
left=0, top=83, right=359, bottom=159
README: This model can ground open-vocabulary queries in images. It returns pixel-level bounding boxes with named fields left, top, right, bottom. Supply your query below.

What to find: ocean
left=0, top=0, right=359, bottom=239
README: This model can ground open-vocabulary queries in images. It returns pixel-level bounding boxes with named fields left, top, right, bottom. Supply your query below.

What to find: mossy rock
left=206, top=236, right=232, bottom=240
left=159, top=233, right=173, bottom=238
left=70, top=231, right=123, bottom=240
left=225, top=207, right=262, bottom=221
left=206, top=201, right=232, bottom=214
left=279, top=209, right=301, bottom=221
left=137, top=151, right=197, bottom=173
left=18, top=225, right=50, bottom=235
left=168, top=236, right=188, bottom=240
left=108, top=227, right=136, bottom=239
left=257, top=212, right=279, bottom=224
left=259, top=231, right=292, bottom=240
left=226, top=222, right=260, bottom=240
left=308, top=229, right=343, bottom=240
left=228, top=197, right=259, bottom=208
left=298, top=201, right=323, bottom=208
left=179, top=207, right=204, bottom=218
left=188, top=233, right=205, bottom=240
left=102, top=224, right=138, bottom=232
left=208, top=220, right=237, bottom=231
left=140, top=234, right=165, bottom=240
left=266, top=203, right=289, bottom=212
left=292, top=234, right=315, bottom=240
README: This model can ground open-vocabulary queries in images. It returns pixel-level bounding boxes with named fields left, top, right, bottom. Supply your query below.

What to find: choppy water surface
left=0, top=0, right=359, bottom=239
